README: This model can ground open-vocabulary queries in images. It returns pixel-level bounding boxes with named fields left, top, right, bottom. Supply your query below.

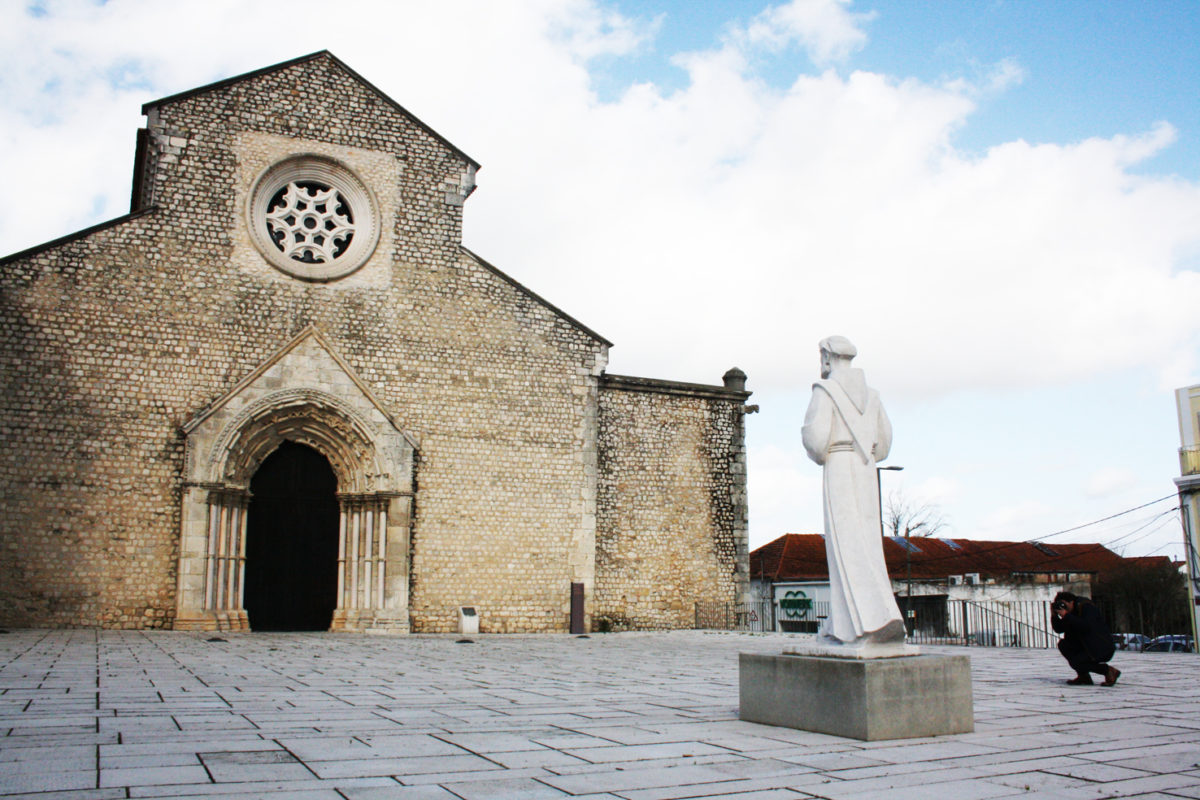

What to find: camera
left=1052, top=601, right=1067, bottom=611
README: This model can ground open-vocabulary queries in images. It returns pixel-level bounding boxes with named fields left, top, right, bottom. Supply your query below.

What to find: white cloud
left=546, top=0, right=657, bottom=60
left=1084, top=467, right=1140, bottom=498
left=912, top=476, right=960, bottom=508
left=746, top=444, right=822, bottom=543
left=738, top=0, right=873, bottom=66
left=2, top=0, right=1199, bottom=555
left=975, top=501, right=1052, bottom=540
left=4, top=0, right=1198, bottom=402
left=983, top=57, right=1026, bottom=93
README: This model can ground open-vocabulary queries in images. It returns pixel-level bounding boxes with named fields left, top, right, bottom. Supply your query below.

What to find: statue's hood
left=831, top=368, right=868, bottom=412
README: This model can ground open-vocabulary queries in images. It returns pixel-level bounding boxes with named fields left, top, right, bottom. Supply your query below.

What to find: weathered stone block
left=0, top=51, right=750, bottom=634
left=739, top=652, right=974, bottom=741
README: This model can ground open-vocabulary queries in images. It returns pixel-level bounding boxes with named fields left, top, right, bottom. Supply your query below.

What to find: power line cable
left=881, top=497, right=1181, bottom=570
left=761, top=494, right=1185, bottom=577
left=1099, top=507, right=1181, bottom=550
left=1142, top=540, right=1178, bottom=556
left=1064, top=506, right=1178, bottom=548
left=1110, top=514, right=1182, bottom=555
left=1033, top=494, right=1177, bottom=541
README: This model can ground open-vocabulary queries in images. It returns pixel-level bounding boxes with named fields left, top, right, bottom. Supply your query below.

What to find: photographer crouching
left=1050, top=591, right=1120, bottom=686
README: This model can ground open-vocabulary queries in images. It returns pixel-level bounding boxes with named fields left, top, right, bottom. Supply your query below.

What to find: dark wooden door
left=244, top=441, right=339, bottom=631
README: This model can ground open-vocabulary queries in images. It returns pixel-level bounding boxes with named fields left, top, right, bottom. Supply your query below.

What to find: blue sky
left=601, top=1, right=1200, bottom=178
left=2, top=0, right=1199, bottom=562
left=864, top=1, right=1200, bottom=180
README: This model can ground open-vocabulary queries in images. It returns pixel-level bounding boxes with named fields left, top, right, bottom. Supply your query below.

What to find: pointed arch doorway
left=174, top=335, right=418, bottom=633
left=244, top=441, right=339, bottom=631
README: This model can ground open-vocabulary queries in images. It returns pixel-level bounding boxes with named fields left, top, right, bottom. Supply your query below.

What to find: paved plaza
left=1, top=630, right=1198, bottom=799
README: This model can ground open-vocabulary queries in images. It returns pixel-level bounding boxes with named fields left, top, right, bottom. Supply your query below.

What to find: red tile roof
left=1123, top=555, right=1177, bottom=569
left=750, top=533, right=1130, bottom=582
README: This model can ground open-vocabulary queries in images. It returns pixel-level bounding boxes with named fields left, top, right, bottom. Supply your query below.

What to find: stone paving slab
left=0, top=630, right=1198, bottom=799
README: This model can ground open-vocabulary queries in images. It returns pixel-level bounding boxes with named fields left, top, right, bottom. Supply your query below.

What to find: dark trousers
left=1058, top=638, right=1109, bottom=676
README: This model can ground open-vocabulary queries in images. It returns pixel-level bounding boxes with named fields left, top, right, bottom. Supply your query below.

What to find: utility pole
left=1172, top=385, right=1200, bottom=648
left=905, top=521, right=926, bottom=634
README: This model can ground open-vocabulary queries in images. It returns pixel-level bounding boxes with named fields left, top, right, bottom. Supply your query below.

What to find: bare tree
left=884, top=489, right=948, bottom=539
left=1094, top=559, right=1189, bottom=638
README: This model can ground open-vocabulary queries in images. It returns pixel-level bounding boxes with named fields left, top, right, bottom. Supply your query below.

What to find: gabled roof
left=181, top=325, right=415, bottom=450
left=751, top=533, right=1130, bottom=582
left=460, top=246, right=613, bottom=347
left=3, top=52, right=483, bottom=266
left=142, top=50, right=480, bottom=170
left=1124, top=555, right=1176, bottom=569
left=750, top=533, right=829, bottom=581
left=0, top=208, right=155, bottom=267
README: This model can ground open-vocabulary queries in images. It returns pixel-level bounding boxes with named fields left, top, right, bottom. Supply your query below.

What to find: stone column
left=209, top=489, right=250, bottom=630
left=176, top=486, right=250, bottom=631
left=173, top=483, right=223, bottom=630
left=232, top=493, right=250, bottom=631
left=331, top=492, right=408, bottom=632
left=349, top=498, right=361, bottom=613
left=375, top=503, right=387, bottom=614
left=203, top=492, right=222, bottom=612
left=332, top=501, right=349, bottom=629
left=362, top=505, right=374, bottom=610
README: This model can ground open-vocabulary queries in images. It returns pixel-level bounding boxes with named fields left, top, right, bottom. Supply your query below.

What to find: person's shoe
left=1066, top=674, right=1094, bottom=685
left=1102, top=666, right=1121, bottom=687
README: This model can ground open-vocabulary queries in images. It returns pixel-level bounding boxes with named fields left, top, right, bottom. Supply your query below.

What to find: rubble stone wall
left=0, top=54, right=749, bottom=633
left=594, top=376, right=750, bottom=630
left=0, top=55, right=607, bottom=631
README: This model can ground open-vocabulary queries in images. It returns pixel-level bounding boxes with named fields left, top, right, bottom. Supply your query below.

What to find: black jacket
left=1051, top=599, right=1115, bottom=662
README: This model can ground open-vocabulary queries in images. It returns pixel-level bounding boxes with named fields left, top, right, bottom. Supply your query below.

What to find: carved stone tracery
left=265, top=181, right=356, bottom=263
left=246, top=155, right=379, bottom=282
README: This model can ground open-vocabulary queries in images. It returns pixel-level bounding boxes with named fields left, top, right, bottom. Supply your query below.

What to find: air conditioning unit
left=964, top=573, right=981, bottom=585
left=948, top=575, right=964, bottom=586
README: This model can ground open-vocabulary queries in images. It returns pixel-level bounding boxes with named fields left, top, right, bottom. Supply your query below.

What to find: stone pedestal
left=739, top=652, right=973, bottom=741
left=171, top=609, right=248, bottom=632
left=331, top=609, right=410, bottom=633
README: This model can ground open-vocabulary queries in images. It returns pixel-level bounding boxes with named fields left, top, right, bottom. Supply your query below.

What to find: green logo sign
left=780, top=590, right=813, bottom=618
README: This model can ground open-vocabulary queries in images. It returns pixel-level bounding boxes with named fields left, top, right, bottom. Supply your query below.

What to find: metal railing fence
left=693, top=600, right=776, bottom=632
left=901, top=598, right=1058, bottom=648
left=696, top=597, right=1060, bottom=649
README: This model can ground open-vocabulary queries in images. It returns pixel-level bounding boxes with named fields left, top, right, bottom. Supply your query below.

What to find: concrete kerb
left=0, top=630, right=1197, bottom=799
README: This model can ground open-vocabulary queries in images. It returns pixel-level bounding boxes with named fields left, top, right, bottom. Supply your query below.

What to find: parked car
left=1143, top=635, right=1195, bottom=653
left=1112, top=633, right=1150, bottom=651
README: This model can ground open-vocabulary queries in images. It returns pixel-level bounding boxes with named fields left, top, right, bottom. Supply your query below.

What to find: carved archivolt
left=207, top=389, right=410, bottom=494
left=181, top=409, right=412, bottom=631
left=176, top=333, right=415, bottom=632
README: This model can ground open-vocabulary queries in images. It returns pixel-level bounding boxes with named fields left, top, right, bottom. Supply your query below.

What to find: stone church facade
left=0, top=52, right=751, bottom=633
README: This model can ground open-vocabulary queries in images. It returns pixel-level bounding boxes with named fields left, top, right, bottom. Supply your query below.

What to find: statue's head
left=819, top=335, right=857, bottom=378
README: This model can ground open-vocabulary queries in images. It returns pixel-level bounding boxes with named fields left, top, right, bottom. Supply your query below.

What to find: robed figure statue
left=802, top=336, right=908, bottom=649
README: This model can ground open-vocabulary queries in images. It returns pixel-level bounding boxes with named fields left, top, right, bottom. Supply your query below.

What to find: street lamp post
left=877, top=465, right=903, bottom=538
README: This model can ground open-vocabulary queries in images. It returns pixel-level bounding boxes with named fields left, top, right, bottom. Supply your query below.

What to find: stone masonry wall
left=594, top=376, right=750, bottom=630
left=0, top=54, right=607, bottom=631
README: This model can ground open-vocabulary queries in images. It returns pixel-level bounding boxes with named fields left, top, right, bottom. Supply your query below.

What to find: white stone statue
left=799, top=336, right=915, bottom=657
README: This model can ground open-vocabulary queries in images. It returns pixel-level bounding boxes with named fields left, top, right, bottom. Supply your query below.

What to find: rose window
left=247, top=156, right=379, bottom=282
left=266, top=182, right=355, bottom=263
